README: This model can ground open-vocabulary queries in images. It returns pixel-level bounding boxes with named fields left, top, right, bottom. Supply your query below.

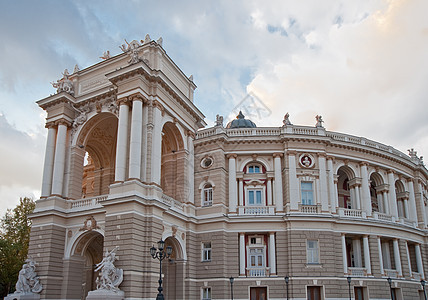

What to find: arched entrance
left=69, top=113, right=118, bottom=200
left=64, top=231, right=104, bottom=299
left=163, top=236, right=186, bottom=300
left=161, top=122, right=185, bottom=201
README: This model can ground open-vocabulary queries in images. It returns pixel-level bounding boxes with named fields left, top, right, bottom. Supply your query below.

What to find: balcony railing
left=399, top=217, right=416, bottom=227
left=338, top=208, right=366, bottom=218
left=412, top=272, right=422, bottom=281
left=238, top=206, right=275, bottom=215
left=373, top=212, right=394, bottom=222
left=384, top=269, right=399, bottom=278
left=299, top=204, right=321, bottom=214
left=247, top=267, right=270, bottom=277
left=348, top=267, right=367, bottom=277
left=69, top=195, right=108, bottom=210
left=161, top=194, right=184, bottom=211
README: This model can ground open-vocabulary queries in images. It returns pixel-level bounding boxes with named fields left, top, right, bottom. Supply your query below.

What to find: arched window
left=202, top=183, right=213, bottom=207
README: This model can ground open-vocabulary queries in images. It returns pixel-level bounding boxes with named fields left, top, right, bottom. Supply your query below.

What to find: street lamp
left=421, top=279, right=427, bottom=300
left=150, top=240, right=172, bottom=300
left=285, top=276, right=289, bottom=300
left=347, top=276, right=352, bottom=300
left=387, top=277, right=394, bottom=300
left=229, top=277, right=234, bottom=300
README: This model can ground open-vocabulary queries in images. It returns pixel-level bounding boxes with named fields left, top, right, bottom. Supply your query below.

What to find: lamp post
left=285, top=276, right=289, bottom=300
left=421, top=279, right=427, bottom=300
left=347, top=276, right=351, bottom=300
left=150, top=240, right=172, bottom=300
left=229, top=277, right=234, bottom=300
left=387, top=277, right=394, bottom=300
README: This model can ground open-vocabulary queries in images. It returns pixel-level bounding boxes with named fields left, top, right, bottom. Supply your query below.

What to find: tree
left=0, top=197, right=35, bottom=297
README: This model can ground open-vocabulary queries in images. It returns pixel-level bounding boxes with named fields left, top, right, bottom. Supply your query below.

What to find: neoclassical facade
left=29, top=36, right=428, bottom=300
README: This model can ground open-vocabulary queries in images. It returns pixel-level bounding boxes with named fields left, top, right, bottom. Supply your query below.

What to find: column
left=360, top=163, right=372, bottom=216
left=239, top=233, right=246, bottom=276
left=273, top=153, right=284, bottom=212
left=51, top=121, right=68, bottom=196
left=327, top=157, right=336, bottom=213
left=388, top=171, right=398, bottom=218
left=267, top=178, right=273, bottom=206
left=403, top=198, right=409, bottom=219
left=334, top=175, right=339, bottom=211
left=128, top=97, right=143, bottom=179
left=376, top=192, right=384, bottom=213
left=393, top=239, right=402, bottom=276
left=407, top=179, right=418, bottom=223
left=115, top=99, right=130, bottom=182
left=228, top=154, right=237, bottom=213
left=405, top=242, right=412, bottom=275
left=187, top=132, right=195, bottom=204
left=378, top=237, right=384, bottom=275
left=354, top=185, right=361, bottom=210
left=415, top=244, right=425, bottom=278
left=417, top=181, right=427, bottom=227
left=41, top=124, right=57, bottom=197
left=383, top=191, right=390, bottom=215
left=288, top=151, right=299, bottom=211
left=238, top=179, right=244, bottom=206
left=363, top=235, right=372, bottom=275
left=269, top=232, right=276, bottom=275
left=318, top=154, right=329, bottom=212
left=341, top=234, right=348, bottom=274
left=150, top=102, right=163, bottom=185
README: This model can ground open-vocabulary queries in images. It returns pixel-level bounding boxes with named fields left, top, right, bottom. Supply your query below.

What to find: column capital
left=326, top=155, right=335, bottom=161
left=152, top=100, right=165, bottom=114
left=45, top=121, right=56, bottom=129
left=359, top=162, right=369, bottom=167
left=55, top=119, right=72, bottom=127
left=341, top=233, right=346, bottom=237
left=116, top=97, right=130, bottom=106
left=406, top=177, right=415, bottom=183
left=227, top=154, right=237, bottom=159
left=269, top=232, right=276, bottom=236
left=129, top=93, right=147, bottom=103
left=239, top=232, right=246, bottom=236
left=387, top=169, right=396, bottom=175
left=186, top=130, right=196, bottom=139
left=317, top=152, right=327, bottom=158
left=273, top=152, right=283, bottom=158
left=287, top=150, right=297, bottom=156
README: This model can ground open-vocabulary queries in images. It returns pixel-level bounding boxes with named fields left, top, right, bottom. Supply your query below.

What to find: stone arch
left=68, top=112, right=118, bottom=200
left=238, top=157, right=273, bottom=172
left=63, top=230, right=104, bottom=300
left=370, top=172, right=385, bottom=213
left=337, top=165, right=357, bottom=209
left=163, top=235, right=186, bottom=300
left=161, top=122, right=186, bottom=201
left=395, top=179, right=408, bottom=218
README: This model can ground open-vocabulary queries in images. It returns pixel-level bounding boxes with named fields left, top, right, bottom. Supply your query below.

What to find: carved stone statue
left=73, top=64, right=80, bottom=73
left=100, top=50, right=111, bottom=60
left=5, top=258, right=42, bottom=299
left=315, top=115, right=324, bottom=127
left=215, top=114, right=224, bottom=127
left=283, top=112, right=292, bottom=126
left=144, top=34, right=151, bottom=44
left=51, top=69, right=74, bottom=95
left=119, top=39, right=141, bottom=64
left=94, top=246, right=123, bottom=292
left=156, top=37, right=163, bottom=47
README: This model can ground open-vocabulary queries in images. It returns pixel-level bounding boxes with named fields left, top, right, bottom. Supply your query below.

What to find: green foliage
left=0, top=197, right=35, bottom=297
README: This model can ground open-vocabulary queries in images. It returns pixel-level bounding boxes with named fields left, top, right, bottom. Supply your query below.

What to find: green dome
left=226, top=111, right=257, bottom=129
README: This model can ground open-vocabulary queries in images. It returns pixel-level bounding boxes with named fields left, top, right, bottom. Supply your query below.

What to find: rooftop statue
left=315, top=115, right=324, bottom=127
left=283, top=112, right=292, bottom=126
left=100, top=50, right=111, bottom=60
left=51, top=69, right=74, bottom=95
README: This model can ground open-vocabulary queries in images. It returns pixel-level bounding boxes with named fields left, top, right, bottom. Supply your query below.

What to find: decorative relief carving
left=79, top=216, right=101, bottom=232
left=51, top=69, right=74, bottom=95
left=299, top=153, right=315, bottom=168
left=92, top=127, right=114, bottom=146
left=13, top=258, right=43, bottom=294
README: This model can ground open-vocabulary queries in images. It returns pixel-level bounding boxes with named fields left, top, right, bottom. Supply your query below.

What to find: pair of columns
left=228, top=154, right=283, bottom=213
left=341, top=234, right=371, bottom=275
left=239, top=233, right=276, bottom=276
left=41, top=120, right=70, bottom=197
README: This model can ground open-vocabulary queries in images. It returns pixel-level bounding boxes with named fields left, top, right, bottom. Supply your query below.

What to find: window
left=249, top=248, right=264, bottom=267
left=202, top=287, right=211, bottom=300
left=307, top=240, right=319, bottom=264
left=202, top=242, right=212, bottom=262
left=248, top=189, right=262, bottom=205
left=354, top=287, right=366, bottom=300
left=301, top=182, right=314, bottom=205
left=202, top=183, right=213, bottom=207
left=248, top=165, right=261, bottom=173
left=247, top=235, right=267, bottom=277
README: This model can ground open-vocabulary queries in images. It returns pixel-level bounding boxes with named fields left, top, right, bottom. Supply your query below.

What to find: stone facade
left=30, top=37, right=428, bottom=300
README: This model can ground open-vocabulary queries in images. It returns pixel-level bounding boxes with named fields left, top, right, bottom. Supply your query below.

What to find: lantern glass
left=150, top=246, right=156, bottom=257
left=229, top=277, right=234, bottom=284
left=157, top=240, right=165, bottom=251
left=167, top=245, right=173, bottom=256
left=347, top=277, right=351, bottom=284
left=285, top=276, right=289, bottom=284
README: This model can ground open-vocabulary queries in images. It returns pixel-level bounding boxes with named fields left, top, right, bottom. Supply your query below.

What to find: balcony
left=348, top=267, right=367, bottom=277
left=238, top=206, right=275, bottom=215
left=384, top=269, right=399, bottom=278
left=338, top=208, right=366, bottom=219
left=373, top=212, right=394, bottom=222
left=68, top=195, right=108, bottom=211
left=247, top=267, right=270, bottom=277
left=298, top=204, right=321, bottom=214
left=399, top=217, right=416, bottom=227
left=412, top=272, right=422, bottom=281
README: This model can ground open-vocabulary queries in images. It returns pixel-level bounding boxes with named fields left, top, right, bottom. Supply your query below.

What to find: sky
left=0, top=0, right=427, bottom=216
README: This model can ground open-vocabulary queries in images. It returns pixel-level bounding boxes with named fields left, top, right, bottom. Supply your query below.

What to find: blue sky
left=1, top=0, right=428, bottom=215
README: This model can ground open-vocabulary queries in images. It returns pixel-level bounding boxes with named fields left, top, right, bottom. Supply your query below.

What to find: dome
left=226, top=111, right=257, bottom=129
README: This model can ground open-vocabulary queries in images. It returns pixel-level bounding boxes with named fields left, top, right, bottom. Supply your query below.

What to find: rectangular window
left=249, top=248, right=264, bottom=267
left=203, top=187, right=213, bottom=207
left=248, top=165, right=260, bottom=173
left=301, top=182, right=314, bottom=205
left=202, top=287, right=211, bottom=300
left=307, top=240, right=319, bottom=264
left=248, top=190, right=262, bottom=205
left=307, top=286, right=322, bottom=300
left=202, top=242, right=212, bottom=262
